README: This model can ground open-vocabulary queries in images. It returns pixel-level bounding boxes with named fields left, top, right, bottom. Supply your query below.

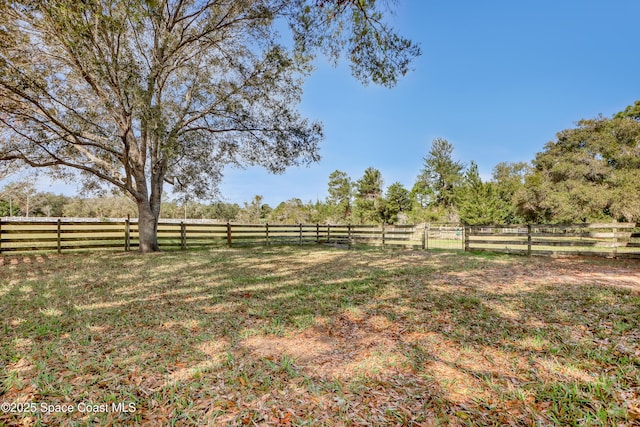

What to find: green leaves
left=384, top=182, right=411, bottom=223
left=1, top=0, right=418, bottom=240
left=289, top=0, right=421, bottom=87
left=516, top=114, right=640, bottom=223
left=354, top=167, right=384, bottom=223
left=614, top=100, right=640, bottom=121
left=327, top=170, right=353, bottom=221
left=416, top=138, right=465, bottom=211
left=355, top=167, right=383, bottom=200
left=456, top=166, right=512, bottom=225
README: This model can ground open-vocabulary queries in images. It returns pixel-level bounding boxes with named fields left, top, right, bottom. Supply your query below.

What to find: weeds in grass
left=1, top=247, right=639, bottom=425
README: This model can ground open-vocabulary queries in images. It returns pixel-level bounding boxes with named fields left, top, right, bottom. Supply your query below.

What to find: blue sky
left=218, top=0, right=640, bottom=206
left=10, top=0, right=640, bottom=207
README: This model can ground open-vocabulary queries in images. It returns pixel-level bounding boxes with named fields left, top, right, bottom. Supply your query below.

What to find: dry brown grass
left=1, top=247, right=639, bottom=426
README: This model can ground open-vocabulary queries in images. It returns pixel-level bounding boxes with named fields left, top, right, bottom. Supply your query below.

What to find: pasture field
left=1, top=247, right=639, bottom=426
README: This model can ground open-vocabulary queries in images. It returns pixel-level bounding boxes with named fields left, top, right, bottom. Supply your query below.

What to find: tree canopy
left=516, top=114, right=640, bottom=223
left=615, top=100, right=640, bottom=121
left=354, top=167, right=383, bottom=223
left=326, top=169, right=352, bottom=221
left=5, top=100, right=639, bottom=226
left=415, top=138, right=464, bottom=210
left=456, top=162, right=510, bottom=225
left=0, top=0, right=420, bottom=251
left=384, top=181, right=411, bottom=223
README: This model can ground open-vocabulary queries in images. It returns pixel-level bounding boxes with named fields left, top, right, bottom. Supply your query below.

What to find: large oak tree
left=0, top=0, right=419, bottom=251
left=516, top=110, right=640, bottom=223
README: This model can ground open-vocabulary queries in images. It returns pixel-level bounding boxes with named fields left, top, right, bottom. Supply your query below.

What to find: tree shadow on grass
left=1, top=247, right=639, bottom=425
left=392, top=261, right=640, bottom=426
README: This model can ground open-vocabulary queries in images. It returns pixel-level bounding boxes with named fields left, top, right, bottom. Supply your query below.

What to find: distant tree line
left=320, top=101, right=640, bottom=225
left=2, top=101, right=638, bottom=225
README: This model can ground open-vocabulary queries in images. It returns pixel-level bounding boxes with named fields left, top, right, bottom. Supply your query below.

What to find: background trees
left=411, top=138, right=464, bottom=222
left=326, top=170, right=352, bottom=222
left=0, top=181, right=39, bottom=217
left=491, top=161, right=528, bottom=224
left=237, top=195, right=271, bottom=224
left=456, top=162, right=510, bottom=225
left=270, top=198, right=313, bottom=224
left=419, top=138, right=465, bottom=209
left=3, top=97, right=638, bottom=226
left=615, top=100, right=640, bottom=121
left=515, top=114, right=640, bottom=223
left=353, top=167, right=383, bottom=223
left=384, top=182, right=411, bottom=224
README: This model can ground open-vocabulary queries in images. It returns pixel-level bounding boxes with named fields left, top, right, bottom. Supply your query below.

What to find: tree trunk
left=137, top=200, right=160, bottom=253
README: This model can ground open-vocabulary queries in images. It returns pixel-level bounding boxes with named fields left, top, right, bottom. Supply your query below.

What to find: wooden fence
left=2, top=219, right=638, bottom=259
left=465, top=223, right=640, bottom=259
left=0, top=219, right=425, bottom=254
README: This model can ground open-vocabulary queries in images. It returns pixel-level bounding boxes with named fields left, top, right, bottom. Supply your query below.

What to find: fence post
left=527, top=224, right=532, bottom=256
left=316, top=223, right=319, bottom=244
left=348, top=224, right=352, bottom=249
left=327, top=224, right=331, bottom=243
left=124, top=215, right=130, bottom=251
left=226, top=222, right=232, bottom=247
left=266, top=222, right=270, bottom=246
left=464, top=226, right=470, bottom=251
left=427, top=223, right=431, bottom=250
left=299, top=223, right=303, bottom=245
left=422, top=224, right=426, bottom=250
left=612, top=225, right=618, bottom=259
left=382, top=223, right=386, bottom=248
left=0, top=218, right=2, bottom=254
left=57, top=219, right=61, bottom=254
left=180, top=221, right=186, bottom=250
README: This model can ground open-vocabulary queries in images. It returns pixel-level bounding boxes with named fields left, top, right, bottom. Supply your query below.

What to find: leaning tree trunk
left=137, top=200, right=160, bottom=253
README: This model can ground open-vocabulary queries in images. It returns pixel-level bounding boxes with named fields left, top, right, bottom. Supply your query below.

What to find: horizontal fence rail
left=465, top=223, right=640, bottom=259
left=1, top=218, right=638, bottom=259
left=0, top=219, right=440, bottom=254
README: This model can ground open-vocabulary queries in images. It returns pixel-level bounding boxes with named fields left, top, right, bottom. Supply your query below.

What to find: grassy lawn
left=1, top=246, right=639, bottom=426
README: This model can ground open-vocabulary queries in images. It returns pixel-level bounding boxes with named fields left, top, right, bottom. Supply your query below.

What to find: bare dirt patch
left=243, top=313, right=409, bottom=381
left=1, top=247, right=638, bottom=425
